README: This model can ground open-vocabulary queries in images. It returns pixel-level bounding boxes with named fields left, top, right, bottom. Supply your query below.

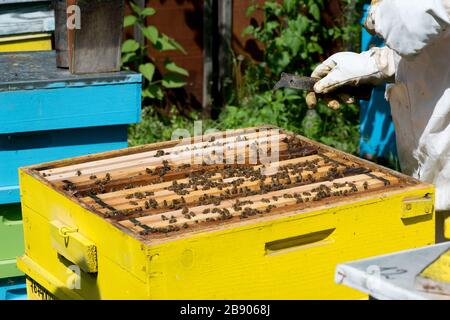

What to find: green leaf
left=143, top=84, right=164, bottom=100
left=141, top=7, right=156, bottom=17
left=162, top=74, right=187, bottom=88
left=121, top=52, right=136, bottom=64
left=155, top=34, right=186, bottom=54
left=121, top=39, right=140, bottom=53
left=168, top=38, right=186, bottom=54
left=129, top=1, right=142, bottom=15
left=265, top=21, right=279, bottom=32
left=306, top=42, right=323, bottom=54
left=164, top=61, right=189, bottom=76
left=246, top=4, right=257, bottom=16
left=309, top=3, right=320, bottom=21
left=139, top=63, right=156, bottom=82
left=283, top=0, right=297, bottom=12
left=124, top=15, right=137, bottom=28
left=141, top=25, right=159, bottom=44
left=242, top=25, right=255, bottom=37
left=155, top=35, right=176, bottom=51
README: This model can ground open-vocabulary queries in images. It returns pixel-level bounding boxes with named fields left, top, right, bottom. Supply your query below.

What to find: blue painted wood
left=0, top=51, right=142, bottom=134
left=0, top=125, right=129, bottom=204
left=0, top=83, right=142, bottom=134
left=359, top=5, right=398, bottom=166
left=0, top=51, right=142, bottom=90
left=0, top=277, right=26, bottom=300
left=0, top=1, right=54, bottom=36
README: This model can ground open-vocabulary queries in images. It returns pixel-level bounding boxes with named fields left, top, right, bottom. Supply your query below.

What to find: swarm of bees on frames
left=59, top=132, right=390, bottom=237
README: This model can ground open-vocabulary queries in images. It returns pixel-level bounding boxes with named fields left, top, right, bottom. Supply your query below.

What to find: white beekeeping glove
left=312, top=48, right=396, bottom=95
left=306, top=47, right=397, bottom=109
left=364, top=0, right=450, bottom=57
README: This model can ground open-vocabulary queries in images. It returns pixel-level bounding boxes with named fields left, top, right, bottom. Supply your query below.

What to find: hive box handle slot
left=265, top=228, right=336, bottom=256
left=50, top=220, right=98, bottom=273
left=401, top=194, right=434, bottom=219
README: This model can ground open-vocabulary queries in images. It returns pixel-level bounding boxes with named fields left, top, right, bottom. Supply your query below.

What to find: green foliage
left=219, top=0, right=367, bottom=154
left=129, top=107, right=218, bottom=145
left=128, top=0, right=368, bottom=154
left=124, top=1, right=192, bottom=146
left=122, top=1, right=189, bottom=103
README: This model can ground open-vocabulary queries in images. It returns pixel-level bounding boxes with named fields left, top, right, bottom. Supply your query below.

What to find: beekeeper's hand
left=364, top=0, right=450, bottom=57
left=306, top=47, right=397, bottom=109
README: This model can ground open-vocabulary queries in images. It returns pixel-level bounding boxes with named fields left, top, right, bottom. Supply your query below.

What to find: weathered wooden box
left=17, top=126, right=435, bottom=299
left=0, top=0, right=54, bottom=53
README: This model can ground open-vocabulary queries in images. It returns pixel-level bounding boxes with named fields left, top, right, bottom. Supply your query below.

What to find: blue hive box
left=359, top=5, right=398, bottom=169
left=0, top=50, right=142, bottom=204
left=0, top=276, right=27, bottom=300
left=0, top=50, right=142, bottom=281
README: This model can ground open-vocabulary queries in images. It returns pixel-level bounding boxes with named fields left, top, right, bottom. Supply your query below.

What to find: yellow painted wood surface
left=50, top=220, right=98, bottom=273
left=17, top=166, right=436, bottom=300
left=420, top=250, right=450, bottom=284
left=0, top=33, right=52, bottom=52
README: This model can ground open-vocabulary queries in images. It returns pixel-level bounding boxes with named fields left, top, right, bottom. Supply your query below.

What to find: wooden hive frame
left=23, top=125, right=420, bottom=245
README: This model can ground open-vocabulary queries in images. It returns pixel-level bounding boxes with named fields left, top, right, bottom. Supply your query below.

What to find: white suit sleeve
left=367, top=0, right=450, bottom=57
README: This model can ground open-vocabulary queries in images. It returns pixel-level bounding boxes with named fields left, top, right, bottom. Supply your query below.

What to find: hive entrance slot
left=265, top=228, right=336, bottom=255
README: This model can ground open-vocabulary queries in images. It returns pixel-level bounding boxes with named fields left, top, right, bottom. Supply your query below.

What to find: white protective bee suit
left=311, top=0, right=450, bottom=211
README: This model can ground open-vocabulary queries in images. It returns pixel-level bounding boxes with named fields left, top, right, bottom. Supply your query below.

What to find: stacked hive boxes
left=0, top=50, right=141, bottom=299
left=0, top=1, right=54, bottom=52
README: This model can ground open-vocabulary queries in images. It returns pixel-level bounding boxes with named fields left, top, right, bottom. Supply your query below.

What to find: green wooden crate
left=0, top=204, right=24, bottom=278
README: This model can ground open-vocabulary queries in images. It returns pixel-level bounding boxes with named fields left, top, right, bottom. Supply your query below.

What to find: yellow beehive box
left=0, top=33, right=52, bottom=53
left=17, top=126, right=435, bottom=300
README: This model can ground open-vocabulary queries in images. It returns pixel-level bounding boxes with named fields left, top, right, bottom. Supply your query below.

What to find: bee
left=169, top=217, right=177, bottom=224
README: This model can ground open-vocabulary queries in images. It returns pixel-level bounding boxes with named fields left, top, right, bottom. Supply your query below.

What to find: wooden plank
left=92, top=162, right=349, bottom=211
left=0, top=2, right=54, bottom=36
left=54, top=0, right=69, bottom=68
left=120, top=173, right=398, bottom=233
left=38, top=126, right=273, bottom=172
left=41, top=130, right=287, bottom=178
left=80, top=153, right=335, bottom=203
left=31, top=126, right=272, bottom=171
left=45, top=136, right=290, bottom=184
left=54, top=143, right=299, bottom=196
left=67, top=0, right=124, bottom=74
